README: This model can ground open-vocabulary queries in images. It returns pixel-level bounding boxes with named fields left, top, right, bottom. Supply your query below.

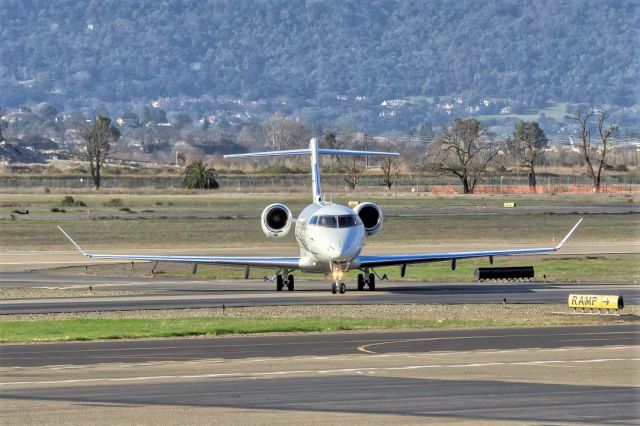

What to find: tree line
left=79, top=107, right=620, bottom=193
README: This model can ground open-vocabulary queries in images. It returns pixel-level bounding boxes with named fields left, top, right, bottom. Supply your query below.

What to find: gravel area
left=1, top=304, right=637, bottom=326
left=0, top=288, right=149, bottom=299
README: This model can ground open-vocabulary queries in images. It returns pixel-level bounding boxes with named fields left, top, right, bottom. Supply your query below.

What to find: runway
left=1, top=326, right=638, bottom=424
left=1, top=271, right=638, bottom=314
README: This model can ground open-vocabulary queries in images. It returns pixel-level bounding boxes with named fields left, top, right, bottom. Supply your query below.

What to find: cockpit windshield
left=338, top=215, right=358, bottom=227
left=317, top=215, right=337, bottom=227
left=310, top=214, right=359, bottom=228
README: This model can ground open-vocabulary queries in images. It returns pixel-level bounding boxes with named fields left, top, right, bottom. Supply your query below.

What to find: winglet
left=57, top=226, right=91, bottom=257
left=554, top=218, right=583, bottom=250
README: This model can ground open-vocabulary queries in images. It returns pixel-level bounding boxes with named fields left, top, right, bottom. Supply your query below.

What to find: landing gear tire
left=368, top=273, right=376, bottom=291
left=357, top=274, right=365, bottom=291
left=331, top=282, right=338, bottom=294
left=287, top=275, right=295, bottom=291
left=276, top=274, right=284, bottom=291
left=339, top=282, right=347, bottom=294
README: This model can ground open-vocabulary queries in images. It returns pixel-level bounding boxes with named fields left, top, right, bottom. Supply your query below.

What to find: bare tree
left=428, top=118, right=499, bottom=194
left=323, top=131, right=342, bottom=168
left=569, top=108, right=618, bottom=192
left=380, top=156, right=399, bottom=190
left=261, top=112, right=307, bottom=152
left=511, top=121, right=548, bottom=191
left=343, top=157, right=364, bottom=190
left=380, top=142, right=400, bottom=189
left=81, top=116, right=120, bottom=189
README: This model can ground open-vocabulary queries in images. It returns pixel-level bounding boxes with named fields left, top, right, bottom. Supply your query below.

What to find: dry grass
left=0, top=213, right=637, bottom=251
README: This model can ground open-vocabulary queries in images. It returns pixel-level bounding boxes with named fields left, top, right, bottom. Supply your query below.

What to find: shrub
left=61, top=196, right=75, bottom=206
left=104, top=198, right=123, bottom=207
left=181, top=161, right=219, bottom=189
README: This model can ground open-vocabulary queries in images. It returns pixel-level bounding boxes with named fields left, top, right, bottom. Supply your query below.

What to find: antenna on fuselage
left=224, top=138, right=399, bottom=205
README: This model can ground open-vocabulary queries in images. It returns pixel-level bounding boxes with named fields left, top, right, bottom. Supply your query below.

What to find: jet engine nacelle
left=261, top=203, right=293, bottom=238
left=353, top=202, right=383, bottom=236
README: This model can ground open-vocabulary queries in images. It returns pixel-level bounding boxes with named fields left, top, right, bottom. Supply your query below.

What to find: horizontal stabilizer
left=224, top=149, right=311, bottom=158
left=224, top=148, right=399, bottom=158
left=224, top=138, right=398, bottom=203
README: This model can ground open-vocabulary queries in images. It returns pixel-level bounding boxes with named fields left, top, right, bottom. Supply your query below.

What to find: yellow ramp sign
left=568, top=294, right=624, bottom=310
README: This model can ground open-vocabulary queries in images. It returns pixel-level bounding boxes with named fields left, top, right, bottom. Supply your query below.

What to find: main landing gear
left=357, top=273, right=375, bottom=291
left=276, top=274, right=294, bottom=291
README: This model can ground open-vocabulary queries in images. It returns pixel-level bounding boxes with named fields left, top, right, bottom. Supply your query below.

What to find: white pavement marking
left=2, top=357, right=638, bottom=387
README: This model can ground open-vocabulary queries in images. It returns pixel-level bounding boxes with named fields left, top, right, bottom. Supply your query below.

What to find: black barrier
left=474, top=266, right=534, bottom=282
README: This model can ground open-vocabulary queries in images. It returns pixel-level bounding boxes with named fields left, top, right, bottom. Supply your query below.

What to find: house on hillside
left=381, top=99, right=407, bottom=107
left=116, top=116, right=139, bottom=127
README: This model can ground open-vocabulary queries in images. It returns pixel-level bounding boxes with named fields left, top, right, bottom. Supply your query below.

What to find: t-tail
left=224, top=138, right=399, bottom=204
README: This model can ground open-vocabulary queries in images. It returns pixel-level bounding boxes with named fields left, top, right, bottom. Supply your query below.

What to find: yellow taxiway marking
left=0, top=345, right=635, bottom=372
left=356, top=331, right=640, bottom=354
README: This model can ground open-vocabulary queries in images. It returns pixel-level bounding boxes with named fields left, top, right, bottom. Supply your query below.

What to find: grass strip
left=165, top=255, right=639, bottom=283
left=0, top=317, right=518, bottom=343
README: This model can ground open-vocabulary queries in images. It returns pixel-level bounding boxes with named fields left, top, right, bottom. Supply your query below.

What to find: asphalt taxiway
left=1, top=271, right=638, bottom=314
left=1, top=326, right=638, bottom=424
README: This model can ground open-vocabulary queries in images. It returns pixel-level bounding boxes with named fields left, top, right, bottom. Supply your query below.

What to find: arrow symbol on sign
left=603, top=298, right=610, bottom=304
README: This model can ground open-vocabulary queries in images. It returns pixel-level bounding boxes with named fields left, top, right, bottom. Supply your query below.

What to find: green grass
left=161, top=255, right=637, bottom=283
left=0, top=317, right=509, bottom=343
left=378, top=256, right=640, bottom=283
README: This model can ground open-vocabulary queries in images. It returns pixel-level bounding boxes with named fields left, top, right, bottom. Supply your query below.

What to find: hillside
left=0, top=0, right=637, bottom=130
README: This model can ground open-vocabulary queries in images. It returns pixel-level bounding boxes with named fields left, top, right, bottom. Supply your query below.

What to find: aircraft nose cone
left=327, top=246, right=344, bottom=262
left=328, top=239, right=359, bottom=262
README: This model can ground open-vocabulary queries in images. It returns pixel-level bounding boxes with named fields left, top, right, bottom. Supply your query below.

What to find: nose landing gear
left=331, top=282, right=347, bottom=294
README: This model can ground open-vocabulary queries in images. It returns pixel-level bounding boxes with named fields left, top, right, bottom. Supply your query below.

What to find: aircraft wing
left=57, top=226, right=301, bottom=269
left=357, top=218, right=583, bottom=268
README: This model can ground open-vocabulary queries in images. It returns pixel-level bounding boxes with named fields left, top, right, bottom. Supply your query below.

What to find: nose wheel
left=331, top=282, right=346, bottom=294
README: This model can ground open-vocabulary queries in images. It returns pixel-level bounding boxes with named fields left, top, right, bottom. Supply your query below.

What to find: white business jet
left=59, top=138, right=582, bottom=294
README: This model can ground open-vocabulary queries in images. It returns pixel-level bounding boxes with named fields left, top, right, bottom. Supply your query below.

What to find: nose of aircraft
left=328, top=229, right=362, bottom=262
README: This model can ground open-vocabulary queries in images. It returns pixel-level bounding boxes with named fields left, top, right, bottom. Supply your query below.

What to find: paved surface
left=1, top=271, right=638, bottom=314
left=1, top=326, right=638, bottom=424
left=1, top=325, right=637, bottom=367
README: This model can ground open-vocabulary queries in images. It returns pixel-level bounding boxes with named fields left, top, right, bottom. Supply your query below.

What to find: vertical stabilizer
left=310, top=138, right=322, bottom=203
left=223, top=138, right=399, bottom=205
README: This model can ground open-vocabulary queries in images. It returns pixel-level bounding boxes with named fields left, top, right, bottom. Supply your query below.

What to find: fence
left=0, top=173, right=638, bottom=194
